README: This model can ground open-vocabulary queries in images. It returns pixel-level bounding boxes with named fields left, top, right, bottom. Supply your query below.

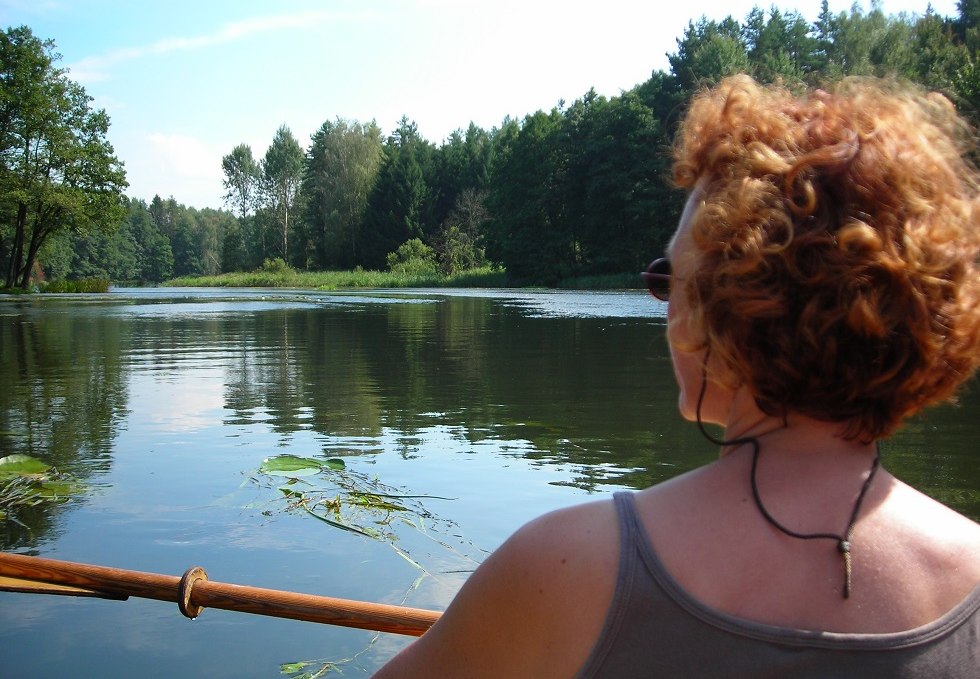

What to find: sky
left=0, top=0, right=962, bottom=211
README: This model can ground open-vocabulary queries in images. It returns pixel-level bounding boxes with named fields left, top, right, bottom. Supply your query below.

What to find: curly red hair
left=673, top=75, right=980, bottom=440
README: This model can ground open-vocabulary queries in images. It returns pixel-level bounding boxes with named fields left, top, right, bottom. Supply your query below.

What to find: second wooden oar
left=0, top=551, right=441, bottom=636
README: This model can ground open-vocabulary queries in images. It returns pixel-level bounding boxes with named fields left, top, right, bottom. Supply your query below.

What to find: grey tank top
left=575, top=492, right=980, bottom=678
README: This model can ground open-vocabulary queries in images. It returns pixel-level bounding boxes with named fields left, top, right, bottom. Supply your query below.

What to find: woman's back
left=631, top=438, right=980, bottom=635
left=578, top=489, right=980, bottom=678
left=374, top=440, right=980, bottom=678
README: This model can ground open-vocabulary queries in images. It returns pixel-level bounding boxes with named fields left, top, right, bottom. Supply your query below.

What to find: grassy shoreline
left=165, top=267, right=644, bottom=291
left=164, top=266, right=509, bottom=290
left=2, top=268, right=645, bottom=294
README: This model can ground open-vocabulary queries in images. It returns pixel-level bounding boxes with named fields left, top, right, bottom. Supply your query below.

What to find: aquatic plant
left=251, top=453, right=482, bottom=677
left=40, top=278, right=111, bottom=293
left=0, top=454, right=82, bottom=531
left=253, top=454, right=467, bottom=568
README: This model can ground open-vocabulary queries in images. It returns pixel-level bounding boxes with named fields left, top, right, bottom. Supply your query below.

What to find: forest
left=2, top=0, right=978, bottom=289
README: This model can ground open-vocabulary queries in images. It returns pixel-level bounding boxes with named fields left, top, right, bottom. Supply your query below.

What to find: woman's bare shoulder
left=878, top=478, right=980, bottom=577
left=373, top=498, right=622, bottom=679
left=798, top=474, right=980, bottom=630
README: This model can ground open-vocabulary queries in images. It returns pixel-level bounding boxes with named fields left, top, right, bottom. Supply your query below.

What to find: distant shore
left=163, top=267, right=642, bottom=291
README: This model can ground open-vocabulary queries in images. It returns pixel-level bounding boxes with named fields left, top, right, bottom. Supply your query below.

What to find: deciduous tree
left=221, top=143, right=262, bottom=269
left=301, top=118, right=382, bottom=269
left=261, top=124, right=304, bottom=264
left=0, top=26, right=127, bottom=289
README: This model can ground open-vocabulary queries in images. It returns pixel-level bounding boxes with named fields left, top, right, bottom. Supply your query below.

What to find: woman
left=374, top=76, right=980, bottom=677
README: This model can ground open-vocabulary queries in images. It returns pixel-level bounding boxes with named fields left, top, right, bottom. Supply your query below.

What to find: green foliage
left=170, top=212, right=202, bottom=277
left=221, top=144, right=261, bottom=219
left=262, top=124, right=304, bottom=263
left=142, top=229, right=174, bottom=283
left=486, top=108, right=565, bottom=284
left=669, top=16, right=749, bottom=90
left=431, top=188, right=489, bottom=275
left=167, top=264, right=506, bottom=290
left=0, top=26, right=127, bottom=289
left=560, top=90, right=677, bottom=276
left=221, top=216, right=247, bottom=273
left=428, top=123, right=494, bottom=236
left=194, top=208, right=232, bottom=275
left=254, top=453, right=478, bottom=679
left=0, top=454, right=82, bottom=527
left=258, top=454, right=345, bottom=476
left=361, top=117, right=434, bottom=269
left=253, top=453, right=462, bottom=547
left=743, top=7, right=816, bottom=81
left=436, top=223, right=484, bottom=276
left=0, top=454, right=49, bottom=476
left=219, top=144, right=266, bottom=272
left=386, top=238, right=438, bottom=275
left=40, top=278, right=110, bottom=293
left=485, top=90, right=678, bottom=285
left=26, top=2, right=980, bottom=289
left=34, top=195, right=234, bottom=285
left=300, top=118, right=384, bottom=270
left=259, top=256, right=294, bottom=274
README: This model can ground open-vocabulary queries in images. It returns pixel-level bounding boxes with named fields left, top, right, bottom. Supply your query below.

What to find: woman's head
left=670, top=75, right=980, bottom=440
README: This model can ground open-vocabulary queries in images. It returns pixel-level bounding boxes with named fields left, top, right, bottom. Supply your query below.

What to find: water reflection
left=0, top=288, right=977, bottom=678
left=0, top=305, right=126, bottom=548
left=3, top=289, right=977, bottom=534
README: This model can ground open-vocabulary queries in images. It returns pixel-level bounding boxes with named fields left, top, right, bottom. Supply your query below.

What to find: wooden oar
left=0, top=552, right=441, bottom=636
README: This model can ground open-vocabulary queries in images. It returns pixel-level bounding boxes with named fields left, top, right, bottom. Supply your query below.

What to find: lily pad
left=259, top=455, right=324, bottom=476
left=279, top=661, right=313, bottom=673
left=259, top=454, right=347, bottom=476
left=30, top=479, right=83, bottom=499
left=0, top=454, right=51, bottom=480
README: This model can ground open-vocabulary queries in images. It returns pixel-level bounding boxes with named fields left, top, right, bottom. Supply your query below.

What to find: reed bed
left=166, top=266, right=509, bottom=290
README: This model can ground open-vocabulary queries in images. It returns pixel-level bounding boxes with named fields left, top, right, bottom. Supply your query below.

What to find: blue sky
left=0, top=0, right=961, bottom=210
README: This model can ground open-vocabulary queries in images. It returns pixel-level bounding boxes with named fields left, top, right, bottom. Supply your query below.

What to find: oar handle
left=0, top=552, right=440, bottom=636
left=0, top=552, right=178, bottom=600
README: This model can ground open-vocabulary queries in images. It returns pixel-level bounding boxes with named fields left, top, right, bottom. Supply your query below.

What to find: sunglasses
left=641, top=258, right=671, bottom=301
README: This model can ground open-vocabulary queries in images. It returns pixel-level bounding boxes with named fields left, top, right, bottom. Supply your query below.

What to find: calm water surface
left=0, top=288, right=977, bottom=678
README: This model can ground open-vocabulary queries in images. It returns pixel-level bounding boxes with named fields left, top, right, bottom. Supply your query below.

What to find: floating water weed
left=253, top=453, right=459, bottom=554
left=252, top=453, right=476, bottom=677
left=0, top=454, right=83, bottom=538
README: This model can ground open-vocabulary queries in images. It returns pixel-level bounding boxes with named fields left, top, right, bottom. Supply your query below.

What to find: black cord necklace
left=693, top=354, right=881, bottom=599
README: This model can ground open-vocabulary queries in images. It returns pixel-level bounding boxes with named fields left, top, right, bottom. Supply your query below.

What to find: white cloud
left=118, top=132, right=226, bottom=207
left=145, top=132, right=223, bottom=181
left=139, top=372, right=226, bottom=432
left=68, top=8, right=378, bottom=83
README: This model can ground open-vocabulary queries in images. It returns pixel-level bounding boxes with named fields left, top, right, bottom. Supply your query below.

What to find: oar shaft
left=192, top=579, right=437, bottom=635
left=0, top=552, right=440, bottom=636
left=0, top=552, right=178, bottom=600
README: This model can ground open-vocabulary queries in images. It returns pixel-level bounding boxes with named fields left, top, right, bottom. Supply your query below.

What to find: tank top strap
left=611, top=491, right=644, bottom=540
left=574, top=492, right=642, bottom=678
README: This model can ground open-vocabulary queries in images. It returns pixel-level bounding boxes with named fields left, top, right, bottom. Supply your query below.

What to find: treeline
left=217, top=0, right=980, bottom=286
left=5, top=1, right=979, bottom=288
left=41, top=195, right=236, bottom=283
left=217, top=77, right=676, bottom=285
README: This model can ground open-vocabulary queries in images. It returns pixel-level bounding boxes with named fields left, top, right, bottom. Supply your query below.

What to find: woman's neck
left=718, top=387, right=877, bottom=461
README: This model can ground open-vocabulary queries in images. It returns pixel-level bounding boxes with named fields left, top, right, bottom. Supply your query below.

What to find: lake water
left=1, top=288, right=977, bottom=678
